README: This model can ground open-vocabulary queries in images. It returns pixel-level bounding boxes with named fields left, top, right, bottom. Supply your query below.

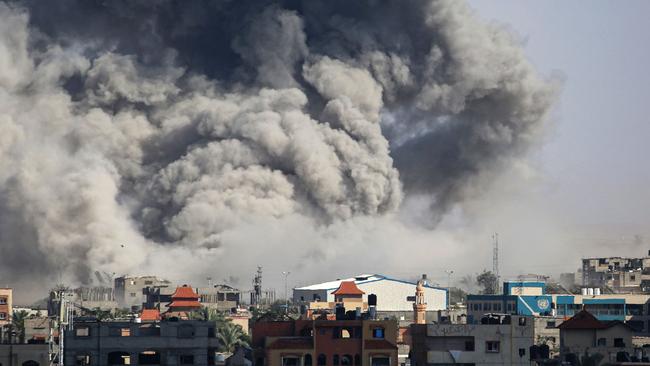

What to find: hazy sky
left=463, top=0, right=650, bottom=277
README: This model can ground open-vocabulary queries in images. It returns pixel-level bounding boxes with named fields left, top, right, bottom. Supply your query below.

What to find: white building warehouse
left=293, top=274, right=447, bottom=313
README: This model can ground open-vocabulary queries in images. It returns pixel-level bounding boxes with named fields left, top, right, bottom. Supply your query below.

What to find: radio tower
left=492, top=233, right=500, bottom=293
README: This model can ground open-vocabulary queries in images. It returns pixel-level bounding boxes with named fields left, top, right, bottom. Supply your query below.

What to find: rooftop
left=332, top=281, right=365, bottom=296
left=294, top=274, right=446, bottom=291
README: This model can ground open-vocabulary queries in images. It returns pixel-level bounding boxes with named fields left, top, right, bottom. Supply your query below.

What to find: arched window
left=334, top=355, right=339, bottom=366
left=304, top=354, right=313, bottom=366
left=23, top=361, right=39, bottom=366
left=317, top=354, right=327, bottom=366
left=354, top=355, right=361, bottom=366
left=341, top=355, right=352, bottom=366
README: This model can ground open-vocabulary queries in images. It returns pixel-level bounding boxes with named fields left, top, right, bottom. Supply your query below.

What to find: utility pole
left=444, top=270, right=454, bottom=308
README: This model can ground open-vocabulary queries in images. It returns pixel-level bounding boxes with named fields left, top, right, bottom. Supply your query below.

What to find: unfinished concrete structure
left=582, top=252, right=650, bottom=293
left=64, top=319, right=220, bottom=366
left=114, top=276, right=172, bottom=311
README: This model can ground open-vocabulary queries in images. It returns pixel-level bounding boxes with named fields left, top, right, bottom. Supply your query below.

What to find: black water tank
left=368, top=294, right=377, bottom=306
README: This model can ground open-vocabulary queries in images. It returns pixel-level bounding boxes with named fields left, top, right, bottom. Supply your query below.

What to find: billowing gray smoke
left=0, top=0, right=557, bottom=298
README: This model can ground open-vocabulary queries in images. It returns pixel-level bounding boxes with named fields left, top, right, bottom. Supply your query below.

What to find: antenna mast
left=493, top=233, right=500, bottom=292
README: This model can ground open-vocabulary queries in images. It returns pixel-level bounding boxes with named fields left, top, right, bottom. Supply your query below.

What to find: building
left=467, top=281, right=650, bottom=334
left=0, top=344, right=49, bottom=366
left=70, top=287, right=117, bottom=311
left=114, top=276, right=171, bottom=311
left=252, top=318, right=398, bottom=366
left=24, top=318, right=50, bottom=344
left=409, top=313, right=535, bottom=366
left=558, top=309, right=644, bottom=364
left=0, top=288, right=13, bottom=327
left=582, top=252, right=650, bottom=293
left=63, top=318, right=220, bottom=366
left=293, top=274, right=447, bottom=321
left=197, top=285, right=241, bottom=311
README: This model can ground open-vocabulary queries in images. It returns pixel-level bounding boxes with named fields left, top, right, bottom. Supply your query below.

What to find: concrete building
left=467, top=281, right=650, bottom=334
left=558, top=309, right=644, bottom=364
left=0, top=344, right=49, bottom=366
left=196, top=285, right=241, bottom=311
left=293, top=274, right=447, bottom=321
left=582, top=252, right=650, bottom=293
left=252, top=318, right=398, bottom=366
left=64, top=318, right=220, bottom=366
left=24, top=318, right=50, bottom=344
left=409, top=313, right=535, bottom=366
left=71, top=287, right=117, bottom=311
left=0, top=288, right=13, bottom=327
left=114, top=276, right=172, bottom=311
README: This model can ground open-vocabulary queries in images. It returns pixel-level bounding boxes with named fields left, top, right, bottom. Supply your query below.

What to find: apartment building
left=64, top=318, right=220, bottom=366
left=0, top=288, right=13, bottom=327
left=410, top=313, right=535, bottom=366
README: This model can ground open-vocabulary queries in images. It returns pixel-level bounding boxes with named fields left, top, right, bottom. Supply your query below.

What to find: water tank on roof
left=587, top=288, right=594, bottom=296
left=594, top=288, right=601, bottom=296
left=581, top=288, right=588, bottom=296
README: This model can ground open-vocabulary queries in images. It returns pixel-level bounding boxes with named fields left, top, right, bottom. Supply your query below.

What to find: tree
left=217, top=322, right=250, bottom=353
left=12, top=310, right=30, bottom=343
left=476, top=270, right=498, bottom=295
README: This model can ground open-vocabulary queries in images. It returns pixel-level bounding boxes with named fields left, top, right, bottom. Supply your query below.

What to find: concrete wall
left=0, top=344, right=49, bottom=366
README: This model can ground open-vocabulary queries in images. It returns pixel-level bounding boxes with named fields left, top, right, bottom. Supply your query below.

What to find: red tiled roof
left=168, top=300, right=201, bottom=308
left=364, top=340, right=397, bottom=349
left=172, top=286, right=199, bottom=299
left=557, top=310, right=606, bottom=330
left=268, top=338, right=313, bottom=350
left=140, top=309, right=161, bottom=321
left=332, top=281, right=365, bottom=295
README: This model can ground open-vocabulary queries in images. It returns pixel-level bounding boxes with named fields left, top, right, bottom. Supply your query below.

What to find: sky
left=461, top=0, right=650, bottom=278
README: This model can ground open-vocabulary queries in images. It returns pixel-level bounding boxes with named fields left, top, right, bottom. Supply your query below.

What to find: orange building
left=0, top=288, right=12, bottom=327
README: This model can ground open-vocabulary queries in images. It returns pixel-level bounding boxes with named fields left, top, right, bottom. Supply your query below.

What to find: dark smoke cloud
left=0, top=0, right=557, bottom=298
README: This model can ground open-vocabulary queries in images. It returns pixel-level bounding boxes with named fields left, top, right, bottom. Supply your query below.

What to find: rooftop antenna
left=493, top=233, right=500, bottom=293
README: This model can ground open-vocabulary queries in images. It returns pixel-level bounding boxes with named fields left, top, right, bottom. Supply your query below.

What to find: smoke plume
left=0, top=0, right=557, bottom=300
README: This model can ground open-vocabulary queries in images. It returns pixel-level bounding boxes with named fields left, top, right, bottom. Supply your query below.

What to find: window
left=139, top=351, right=160, bottom=365
left=0, top=297, right=6, bottom=305
left=75, top=327, right=90, bottom=337
left=370, top=357, right=390, bottom=366
left=519, top=348, right=526, bottom=357
left=372, top=328, right=385, bottom=339
left=109, top=327, right=131, bottom=337
left=631, top=275, right=636, bottom=281
left=484, top=303, right=491, bottom=311
left=614, top=338, right=625, bottom=348
left=486, top=341, right=500, bottom=353
left=282, top=358, right=299, bottom=366
left=333, top=355, right=340, bottom=366
left=75, top=354, right=91, bottom=366
left=341, top=355, right=352, bottom=366
left=304, top=355, right=312, bottom=366
left=597, top=338, right=606, bottom=346
left=518, top=317, right=526, bottom=326
left=546, top=321, right=556, bottom=328
left=317, top=355, right=326, bottom=366
left=107, top=352, right=130, bottom=365
left=179, top=355, right=194, bottom=365
left=145, top=281, right=153, bottom=285
left=354, top=355, right=360, bottom=366
left=130, top=293, right=137, bottom=297
left=0, top=313, right=6, bottom=320
left=465, top=339, right=475, bottom=351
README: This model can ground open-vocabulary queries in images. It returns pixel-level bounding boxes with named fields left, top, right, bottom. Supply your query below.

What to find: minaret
left=413, top=279, right=427, bottom=324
